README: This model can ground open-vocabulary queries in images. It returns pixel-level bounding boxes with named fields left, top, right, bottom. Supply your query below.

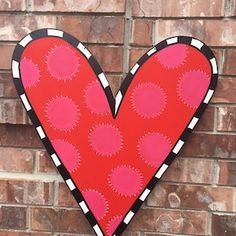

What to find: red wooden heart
left=12, top=29, right=217, bottom=236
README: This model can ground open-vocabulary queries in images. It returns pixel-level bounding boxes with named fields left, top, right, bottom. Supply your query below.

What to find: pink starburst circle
left=20, top=58, right=40, bottom=88
left=108, top=165, right=143, bottom=197
left=131, top=82, right=167, bottom=119
left=177, top=69, right=210, bottom=108
left=89, top=123, right=123, bottom=157
left=82, top=189, right=108, bottom=220
left=156, top=44, right=188, bottom=69
left=84, top=80, right=110, bottom=115
left=106, top=215, right=123, bottom=236
left=45, top=95, right=79, bottom=131
left=52, top=139, right=80, bottom=173
left=138, top=132, right=172, bottom=168
left=46, top=45, right=79, bottom=81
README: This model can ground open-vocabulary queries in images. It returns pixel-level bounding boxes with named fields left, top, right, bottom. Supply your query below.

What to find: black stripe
left=178, top=36, right=192, bottom=44
left=201, top=44, right=215, bottom=59
left=30, top=28, right=48, bottom=39
left=12, top=45, right=25, bottom=61
left=63, top=32, right=80, bottom=48
left=89, top=56, right=103, bottom=75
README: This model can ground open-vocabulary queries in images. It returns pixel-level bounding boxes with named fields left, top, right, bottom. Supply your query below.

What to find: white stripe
left=51, top=153, right=61, bottom=167
left=130, top=63, right=139, bottom=75
left=47, top=29, right=63, bottom=37
left=166, top=37, right=178, bottom=45
left=79, top=201, right=89, bottom=214
left=12, top=60, right=20, bottom=78
left=147, top=47, right=157, bottom=56
left=210, top=58, right=217, bottom=74
left=19, top=35, right=33, bottom=47
left=93, top=225, right=103, bottom=236
left=190, top=38, right=203, bottom=49
left=77, top=42, right=92, bottom=59
left=173, top=140, right=184, bottom=154
left=188, top=117, right=199, bottom=129
left=66, top=179, right=76, bottom=191
left=20, top=94, right=31, bottom=111
left=203, top=89, right=214, bottom=104
left=155, top=164, right=168, bottom=178
left=139, top=189, right=150, bottom=201
left=115, top=91, right=122, bottom=114
left=36, top=126, right=46, bottom=139
left=98, top=73, right=109, bottom=88
left=124, top=211, right=134, bottom=224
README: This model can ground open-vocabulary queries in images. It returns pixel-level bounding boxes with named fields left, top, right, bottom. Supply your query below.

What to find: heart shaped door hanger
left=12, top=29, right=217, bottom=236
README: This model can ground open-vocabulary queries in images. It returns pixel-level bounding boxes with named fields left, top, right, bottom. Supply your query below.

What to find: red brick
left=196, top=106, right=215, bottom=131
left=181, top=133, right=236, bottom=159
left=37, top=150, right=57, bottom=173
left=0, top=99, right=26, bottom=124
left=217, top=107, right=236, bottom=132
left=89, top=45, right=123, bottom=73
left=0, top=15, right=56, bottom=41
left=232, top=0, right=236, bottom=16
left=151, top=19, right=202, bottom=42
left=60, top=16, right=124, bottom=44
left=106, top=74, right=123, bottom=96
left=212, top=78, right=236, bottom=103
left=212, top=214, right=236, bottom=236
left=204, top=20, right=236, bottom=47
left=128, top=208, right=208, bottom=235
left=0, top=0, right=26, bottom=11
left=0, top=44, right=15, bottom=70
left=30, top=207, right=93, bottom=233
left=223, top=49, right=236, bottom=75
left=144, top=233, right=180, bottom=236
left=0, top=179, right=53, bottom=205
left=218, top=161, right=236, bottom=186
left=211, top=48, right=223, bottom=75
left=129, top=48, right=147, bottom=69
left=31, top=0, right=125, bottom=12
left=162, top=158, right=214, bottom=184
left=0, top=147, right=34, bottom=173
left=0, top=73, right=18, bottom=98
left=131, top=0, right=224, bottom=17
left=0, top=232, right=50, bottom=236
left=121, top=232, right=140, bottom=236
left=0, top=124, right=42, bottom=148
left=154, top=20, right=236, bottom=46
left=57, top=183, right=78, bottom=207
left=0, top=207, right=26, bottom=230
left=131, top=19, right=153, bottom=46
left=147, top=183, right=236, bottom=212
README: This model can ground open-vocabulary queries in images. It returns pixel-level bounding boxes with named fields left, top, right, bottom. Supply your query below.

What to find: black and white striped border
left=11, top=29, right=218, bottom=236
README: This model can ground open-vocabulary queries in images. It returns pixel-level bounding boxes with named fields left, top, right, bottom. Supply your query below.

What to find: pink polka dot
left=178, top=70, right=210, bottom=108
left=138, top=132, right=172, bottom=167
left=47, top=45, right=79, bottom=81
left=89, top=124, right=123, bottom=156
left=156, top=44, right=188, bottom=69
left=131, top=83, right=166, bottom=118
left=108, top=165, right=143, bottom=197
left=46, top=96, right=79, bottom=131
left=20, top=58, right=40, bottom=88
left=82, top=189, right=108, bottom=220
left=52, top=139, right=80, bottom=172
left=84, top=80, right=110, bottom=115
left=107, top=215, right=123, bottom=236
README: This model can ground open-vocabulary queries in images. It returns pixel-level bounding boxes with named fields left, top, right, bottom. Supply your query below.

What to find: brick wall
left=0, top=0, right=235, bottom=235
